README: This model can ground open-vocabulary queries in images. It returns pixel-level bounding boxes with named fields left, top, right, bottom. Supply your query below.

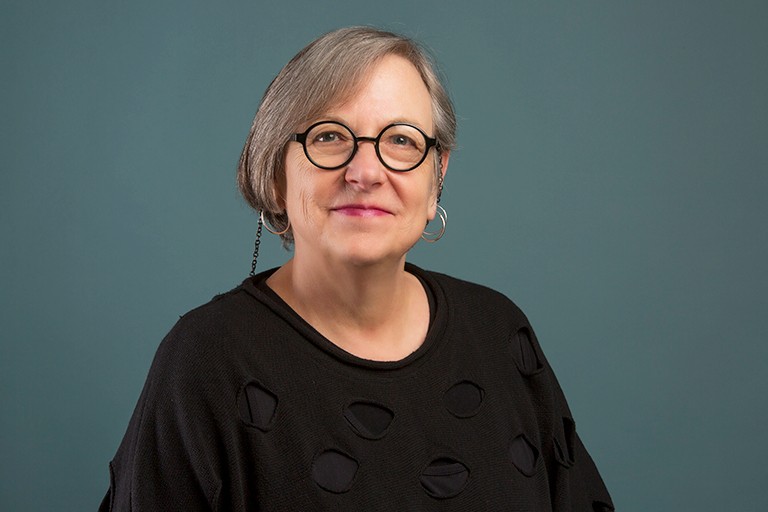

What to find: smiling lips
left=332, top=204, right=392, bottom=217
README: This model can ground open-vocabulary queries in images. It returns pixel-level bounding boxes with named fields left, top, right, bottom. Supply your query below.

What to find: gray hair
left=237, top=26, right=457, bottom=245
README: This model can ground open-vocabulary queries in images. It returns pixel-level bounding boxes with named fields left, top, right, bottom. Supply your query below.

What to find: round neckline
left=242, top=262, right=448, bottom=372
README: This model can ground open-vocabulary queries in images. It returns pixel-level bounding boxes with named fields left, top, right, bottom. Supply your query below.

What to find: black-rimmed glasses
left=290, top=121, right=438, bottom=172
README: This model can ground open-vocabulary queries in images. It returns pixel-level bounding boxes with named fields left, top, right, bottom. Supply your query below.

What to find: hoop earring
left=260, top=210, right=290, bottom=236
left=421, top=204, right=447, bottom=243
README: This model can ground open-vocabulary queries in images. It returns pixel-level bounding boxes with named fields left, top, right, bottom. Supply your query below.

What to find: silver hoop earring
left=260, top=210, right=290, bottom=236
left=421, top=204, right=447, bottom=243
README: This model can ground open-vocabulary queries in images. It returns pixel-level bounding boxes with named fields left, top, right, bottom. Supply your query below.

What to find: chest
left=227, top=354, right=552, bottom=511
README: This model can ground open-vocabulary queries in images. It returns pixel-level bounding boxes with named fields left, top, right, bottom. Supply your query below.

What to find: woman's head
left=237, top=26, right=456, bottom=245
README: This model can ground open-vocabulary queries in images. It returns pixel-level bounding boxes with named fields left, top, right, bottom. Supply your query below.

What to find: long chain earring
left=436, top=168, right=444, bottom=203
left=250, top=213, right=264, bottom=276
left=251, top=210, right=291, bottom=275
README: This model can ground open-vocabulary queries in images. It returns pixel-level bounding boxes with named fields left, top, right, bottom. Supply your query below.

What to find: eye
left=313, top=130, right=347, bottom=144
left=380, top=125, right=426, bottom=154
left=389, top=134, right=416, bottom=147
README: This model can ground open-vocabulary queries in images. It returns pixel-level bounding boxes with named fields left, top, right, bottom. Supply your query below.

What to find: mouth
left=331, top=204, right=393, bottom=217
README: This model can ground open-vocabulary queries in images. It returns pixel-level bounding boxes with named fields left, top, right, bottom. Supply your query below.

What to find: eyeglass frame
left=290, top=120, right=439, bottom=172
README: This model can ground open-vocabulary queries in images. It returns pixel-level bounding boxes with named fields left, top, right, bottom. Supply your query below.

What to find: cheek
left=423, top=173, right=440, bottom=216
left=298, top=188, right=315, bottom=227
left=284, top=153, right=327, bottom=228
left=393, top=171, right=437, bottom=213
left=285, top=151, right=311, bottom=194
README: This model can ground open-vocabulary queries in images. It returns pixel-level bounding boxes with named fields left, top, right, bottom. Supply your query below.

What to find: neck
left=266, top=253, right=428, bottom=361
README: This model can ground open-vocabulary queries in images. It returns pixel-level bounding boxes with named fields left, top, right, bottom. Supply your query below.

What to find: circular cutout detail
left=554, top=417, right=576, bottom=468
left=311, top=449, right=359, bottom=493
left=344, top=401, right=394, bottom=439
left=511, top=327, right=542, bottom=375
left=509, top=434, right=539, bottom=477
left=443, top=381, right=484, bottom=418
left=420, top=457, right=469, bottom=499
left=238, top=381, right=278, bottom=430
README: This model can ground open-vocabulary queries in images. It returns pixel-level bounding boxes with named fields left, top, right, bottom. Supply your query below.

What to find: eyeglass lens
left=304, top=122, right=429, bottom=171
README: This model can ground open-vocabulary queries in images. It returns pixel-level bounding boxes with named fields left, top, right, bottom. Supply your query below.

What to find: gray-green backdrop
left=2, top=1, right=766, bottom=510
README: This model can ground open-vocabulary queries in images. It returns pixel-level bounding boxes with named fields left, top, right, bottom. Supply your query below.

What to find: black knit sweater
left=100, top=264, right=613, bottom=511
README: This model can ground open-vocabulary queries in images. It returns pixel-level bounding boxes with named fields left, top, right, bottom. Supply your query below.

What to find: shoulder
left=412, top=264, right=530, bottom=329
left=424, top=268, right=512, bottom=304
left=149, top=278, right=279, bottom=379
left=172, top=282, right=253, bottom=336
left=160, top=283, right=246, bottom=348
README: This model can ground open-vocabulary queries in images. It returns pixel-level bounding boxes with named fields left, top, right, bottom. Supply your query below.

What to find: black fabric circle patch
left=420, top=458, right=469, bottom=499
left=238, top=381, right=278, bottom=430
left=593, top=500, right=615, bottom=512
left=443, top=380, right=484, bottom=418
left=344, top=401, right=394, bottom=440
left=312, top=449, right=359, bottom=494
left=554, top=417, right=576, bottom=468
left=511, top=327, right=542, bottom=375
left=509, top=434, right=539, bottom=477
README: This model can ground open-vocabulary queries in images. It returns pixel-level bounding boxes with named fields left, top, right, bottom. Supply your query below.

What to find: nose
left=344, top=139, right=385, bottom=189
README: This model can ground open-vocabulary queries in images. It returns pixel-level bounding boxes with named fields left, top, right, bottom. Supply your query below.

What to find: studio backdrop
left=2, top=1, right=767, bottom=510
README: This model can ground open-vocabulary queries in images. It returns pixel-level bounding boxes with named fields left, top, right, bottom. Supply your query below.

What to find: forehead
left=321, top=54, right=434, bottom=130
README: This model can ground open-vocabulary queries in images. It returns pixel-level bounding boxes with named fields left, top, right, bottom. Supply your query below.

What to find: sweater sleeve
left=519, top=324, right=615, bottom=511
left=546, top=384, right=614, bottom=511
left=429, top=269, right=615, bottom=510
left=99, top=321, right=224, bottom=512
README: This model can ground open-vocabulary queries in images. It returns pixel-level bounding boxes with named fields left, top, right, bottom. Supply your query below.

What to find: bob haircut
left=237, top=26, right=457, bottom=245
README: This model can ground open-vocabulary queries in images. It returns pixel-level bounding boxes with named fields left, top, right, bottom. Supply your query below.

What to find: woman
left=101, top=27, right=613, bottom=511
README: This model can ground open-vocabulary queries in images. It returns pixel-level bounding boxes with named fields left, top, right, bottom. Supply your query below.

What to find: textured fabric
left=100, top=264, right=613, bottom=511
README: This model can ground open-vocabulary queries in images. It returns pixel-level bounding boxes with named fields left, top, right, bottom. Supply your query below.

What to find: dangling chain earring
left=422, top=170, right=447, bottom=242
left=250, top=210, right=290, bottom=275
left=250, top=213, right=264, bottom=276
left=436, top=169, right=444, bottom=203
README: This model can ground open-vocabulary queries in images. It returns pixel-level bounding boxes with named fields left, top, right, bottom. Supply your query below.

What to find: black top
left=100, top=264, right=614, bottom=511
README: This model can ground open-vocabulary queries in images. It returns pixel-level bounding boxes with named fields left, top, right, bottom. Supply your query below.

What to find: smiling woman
left=99, top=27, right=613, bottom=511
left=280, top=55, right=440, bottom=274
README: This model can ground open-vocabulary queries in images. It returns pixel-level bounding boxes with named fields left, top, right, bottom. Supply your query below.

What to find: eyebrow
left=314, top=116, right=433, bottom=135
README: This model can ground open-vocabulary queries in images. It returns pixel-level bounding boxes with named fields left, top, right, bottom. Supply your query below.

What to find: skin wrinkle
left=102, top=28, right=612, bottom=510
left=237, top=28, right=457, bottom=249
left=271, top=68, right=445, bottom=236
left=267, top=55, right=449, bottom=361
left=287, top=55, right=442, bottom=263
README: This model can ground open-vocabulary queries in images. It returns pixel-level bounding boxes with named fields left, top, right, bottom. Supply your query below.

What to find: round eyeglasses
left=290, top=121, right=438, bottom=172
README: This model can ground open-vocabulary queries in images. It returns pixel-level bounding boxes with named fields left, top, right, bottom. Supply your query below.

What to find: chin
left=334, top=247, right=399, bottom=268
left=328, top=235, right=416, bottom=268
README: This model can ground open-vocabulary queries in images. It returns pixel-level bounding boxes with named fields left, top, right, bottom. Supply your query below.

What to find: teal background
left=2, top=1, right=766, bottom=510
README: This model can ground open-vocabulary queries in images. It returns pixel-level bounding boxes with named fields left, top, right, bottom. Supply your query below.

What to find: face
left=281, top=54, right=449, bottom=268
